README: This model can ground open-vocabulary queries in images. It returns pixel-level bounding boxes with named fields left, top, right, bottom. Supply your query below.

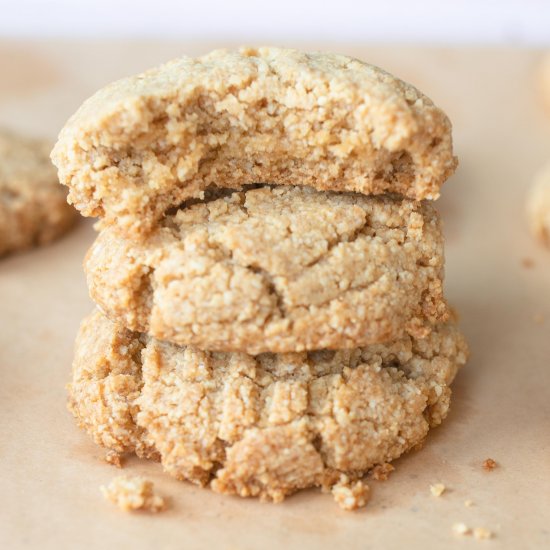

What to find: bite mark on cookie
left=52, top=47, right=457, bottom=236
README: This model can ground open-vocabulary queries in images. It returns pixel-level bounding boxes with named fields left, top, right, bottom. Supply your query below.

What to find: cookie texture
left=68, top=309, right=468, bottom=503
left=67, top=308, right=158, bottom=460
left=527, top=162, right=550, bottom=247
left=85, top=186, right=448, bottom=354
left=0, top=129, right=77, bottom=257
left=52, top=47, right=457, bottom=236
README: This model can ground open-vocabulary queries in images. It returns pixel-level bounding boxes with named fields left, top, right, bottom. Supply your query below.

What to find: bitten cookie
left=0, top=129, right=77, bottom=257
left=85, top=186, right=448, bottom=354
left=527, top=162, right=550, bottom=247
left=68, top=309, right=468, bottom=503
left=52, top=47, right=457, bottom=237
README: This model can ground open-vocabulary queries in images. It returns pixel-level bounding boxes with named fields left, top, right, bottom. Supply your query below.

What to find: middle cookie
left=86, top=186, right=448, bottom=354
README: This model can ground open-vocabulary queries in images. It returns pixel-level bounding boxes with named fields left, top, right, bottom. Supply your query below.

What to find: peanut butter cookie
left=68, top=309, right=468, bottom=503
left=85, top=186, right=448, bottom=353
left=539, top=52, right=550, bottom=115
left=527, top=162, right=550, bottom=247
left=52, top=47, right=457, bottom=237
left=0, top=129, right=77, bottom=257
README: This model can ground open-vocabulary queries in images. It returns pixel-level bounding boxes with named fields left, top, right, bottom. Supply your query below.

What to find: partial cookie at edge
left=0, top=129, right=78, bottom=257
left=527, top=161, right=550, bottom=247
left=539, top=52, right=550, bottom=115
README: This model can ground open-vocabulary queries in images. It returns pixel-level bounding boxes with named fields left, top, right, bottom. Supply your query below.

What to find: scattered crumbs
left=370, top=463, right=395, bottom=481
left=521, top=257, right=535, bottom=269
left=332, top=477, right=370, bottom=511
left=430, top=483, right=446, bottom=497
left=464, top=499, right=474, bottom=507
left=453, top=523, right=471, bottom=537
left=473, top=527, right=494, bottom=540
left=101, top=475, right=166, bottom=513
left=453, top=523, right=494, bottom=540
left=483, top=458, right=498, bottom=471
left=104, top=450, right=123, bottom=468
left=533, top=313, right=545, bottom=325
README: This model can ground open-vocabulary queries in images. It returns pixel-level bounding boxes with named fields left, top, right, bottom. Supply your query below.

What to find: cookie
left=68, top=309, right=468, bottom=503
left=540, top=52, right=550, bottom=115
left=527, top=162, right=550, bottom=247
left=51, top=47, right=457, bottom=237
left=85, top=186, right=448, bottom=354
left=0, top=129, right=78, bottom=257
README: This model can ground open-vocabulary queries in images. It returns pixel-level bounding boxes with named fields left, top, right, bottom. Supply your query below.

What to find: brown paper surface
left=0, top=42, right=549, bottom=549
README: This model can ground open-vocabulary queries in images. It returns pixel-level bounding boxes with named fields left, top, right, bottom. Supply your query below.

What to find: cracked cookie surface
left=85, top=186, right=448, bottom=354
left=0, top=129, right=78, bottom=257
left=68, top=309, right=468, bottom=503
left=51, top=46, right=457, bottom=237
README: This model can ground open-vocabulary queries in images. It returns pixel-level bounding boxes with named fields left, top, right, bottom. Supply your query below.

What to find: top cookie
left=52, top=47, right=457, bottom=237
left=0, top=129, right=78, bottom=257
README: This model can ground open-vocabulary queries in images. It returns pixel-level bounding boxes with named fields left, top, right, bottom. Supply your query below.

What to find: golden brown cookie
left=0, top=129, right=77, bottom=257
left=52, top=47, right=457, bottom=237
left=85, top=186, right=448, bottom=354
left=68, top=309, right=468, bottom=503
left=527, top=162, right=550, bottom=247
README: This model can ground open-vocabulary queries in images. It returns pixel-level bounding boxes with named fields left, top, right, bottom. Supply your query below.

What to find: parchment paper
left=0, top=42, right=549, bottom=549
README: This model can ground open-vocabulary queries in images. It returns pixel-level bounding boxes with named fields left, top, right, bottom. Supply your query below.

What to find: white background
left=1, top=0, right=550, bottom=44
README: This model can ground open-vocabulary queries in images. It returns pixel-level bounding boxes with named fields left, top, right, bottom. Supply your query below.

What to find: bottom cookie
left=68, top=309, right=468, bottom=504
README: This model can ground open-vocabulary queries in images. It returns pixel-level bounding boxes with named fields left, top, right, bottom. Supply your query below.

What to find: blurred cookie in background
left=527, top=161, right=550, bottom=248
left=539, top=52, right=550, bottom=115
left=0, top=129, right=78, bottom=258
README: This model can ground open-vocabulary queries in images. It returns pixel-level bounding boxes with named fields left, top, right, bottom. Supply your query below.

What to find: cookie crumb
left=473, top=527, right=494, bottom=540
left=370, top=463, right=395, bottom=481
left=483, top=458, right=498, bottom=471
left=332, top=479, right=370, bottom=511
left=430, top=483, right=446, bottom=497
left=101, top=476, right=166, bottom=512
left=464, top=499, right=474, bottom=507
left=452, top=523, right=471, bottom=536
left=104, top=451, right=123, bottom=468
left=521, top=257, right=535, bottom=268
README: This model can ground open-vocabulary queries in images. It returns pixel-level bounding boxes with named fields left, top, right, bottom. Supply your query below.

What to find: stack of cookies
left=52, top=47, right=468, bottom=508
